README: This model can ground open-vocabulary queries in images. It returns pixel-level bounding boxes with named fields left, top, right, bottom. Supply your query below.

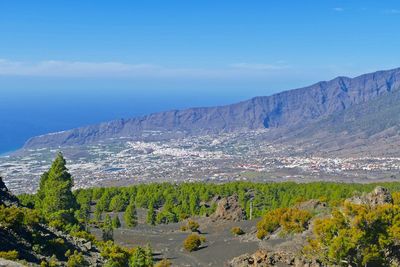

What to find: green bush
left=155, top=258, right=172, bottom=267
left=231, top=227, right=244, bottom=236
left=69, top=230, right=96, bottom=242
left=304, top=202, right=400, bottom=266
left=100, top=241, right=130, bottom=267
left=67, top=250, right=87, bottom=267
left=187, top=219, right=200, bottom=232
left=0, top=250, right=19, bottom=260
left=0, top=205, right=40, bottom=230
left=100, top=241, right=153, bottom=267
left=0, top=205, right=24, bottom=229
left=183, top=234, right=205, bottom=252
left=256, top=208, right=312, bottom=239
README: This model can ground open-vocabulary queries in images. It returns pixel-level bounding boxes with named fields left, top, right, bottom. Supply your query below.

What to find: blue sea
left=0, top=87, right=270, bottom=154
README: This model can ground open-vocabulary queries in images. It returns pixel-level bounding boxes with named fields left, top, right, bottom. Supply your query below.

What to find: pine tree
left=36, top=152, right=77, bottom=219
left=129, top=246, right=152, bottom=267
left=112, top=215, right=121, bottom=228
left=146, top=203, right=156, bottom=225
left=94, top=204, right=102, bottom=221
left=124, top=198, right=138, bottom=227
left=109, top=194, right=125, bottom=212
left=102, top=214, right=113, bottom=241
left=189, top=194, right=199, bottom=215
left=144, top=244, right=153, bottom=266
left=76, top=202, right=90, bottom=230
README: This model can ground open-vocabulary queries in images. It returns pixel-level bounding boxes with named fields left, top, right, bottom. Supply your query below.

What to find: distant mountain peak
left=23, top=67, right=400, bottom=150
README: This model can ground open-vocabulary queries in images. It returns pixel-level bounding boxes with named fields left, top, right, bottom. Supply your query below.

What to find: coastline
left=0, top=148, right=18, bottom=157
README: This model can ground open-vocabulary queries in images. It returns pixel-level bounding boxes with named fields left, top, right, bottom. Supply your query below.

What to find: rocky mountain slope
left=277, top=86, right=400, bottom=156
left=0, top=176, right=103, bottom=266
left=23, top=68, right=400, bottom=150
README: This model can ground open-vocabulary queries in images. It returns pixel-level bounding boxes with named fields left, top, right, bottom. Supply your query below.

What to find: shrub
left=0, top=205, right=40, bottom=231
left=0, top=250, right=19, bottom=260
left=156, top=210, right=177, bottom=224
left=256, top=208, right=312, bottom=239
left=67, top=250, right=87, bottom=267
left=0, top=205, right=24, bottom=229
left=100, top=241, right=130, bottom=267
left=183, top=234, right=205, bottom=252
left=18, top=193, right=36, bottom=208
left=47, top=209, right=76, bottom=231
left=48, top=255, right=58, bottom=267
left=231, top=227, right=244, bottom=236
left=155, top=258, right=172, bottom=267
left=23, top=208, right=40, bottom=227
left=187, top=219, right=200, bottom=232
left=304, top=202, right=400, bottom=266
left=256, top=229, right=268, bottom=240
left=392, top=191, right=400, bottom=205
left=69, top=230, right=96, bottom=242
left=99, top=241, right=153, bottom=267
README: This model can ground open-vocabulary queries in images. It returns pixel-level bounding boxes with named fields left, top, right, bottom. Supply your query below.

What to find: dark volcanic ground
left=91, top=210, right=263, bottom=266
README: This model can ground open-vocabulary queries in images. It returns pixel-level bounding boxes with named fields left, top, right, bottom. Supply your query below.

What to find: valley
left=2, top=129, right=400, bottom=194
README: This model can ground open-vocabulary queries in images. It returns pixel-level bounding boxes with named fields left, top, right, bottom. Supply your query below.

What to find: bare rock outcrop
left=346, top=186, right=393, bottom=207
left=228, top=250, right=324, bottom=267
left=0, top=177, right=19, bottom=207
left=211, top=194, right=245, bottom=222
left=0, top=258, right=26, bottom=267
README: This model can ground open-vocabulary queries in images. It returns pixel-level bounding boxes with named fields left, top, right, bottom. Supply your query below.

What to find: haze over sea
left=0, top=85, right=285, bottom=155
left=0, top=66, right=394, bottom=155
left=2, top=1, right=400, bottom=154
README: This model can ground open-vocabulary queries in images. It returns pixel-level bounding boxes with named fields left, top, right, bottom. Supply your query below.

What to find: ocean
left=0, top=88, right=261, bottom=154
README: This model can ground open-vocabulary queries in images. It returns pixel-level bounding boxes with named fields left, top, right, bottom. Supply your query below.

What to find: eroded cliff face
left=23, top=68, right=400, bottom=149
left=0, top=176, right=19, bottom=207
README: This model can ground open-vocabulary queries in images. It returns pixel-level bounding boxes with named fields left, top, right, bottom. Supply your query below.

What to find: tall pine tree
left=36, top=152, right=77, bottom=219
left=102, top=214, right=114, bottom=241
left=124, top=197, right=138, bottom=227
left=146, top=202, right=156, bottom=225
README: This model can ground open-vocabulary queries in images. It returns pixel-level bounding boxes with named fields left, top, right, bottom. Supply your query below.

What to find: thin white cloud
left=230, top=62, right=289, bottom=71
left=0, top=59, right=159, bottom=77
left=333, top=7, right=344, bottom=12
left=384, top=9, right=400, bottom=14
left=0, top=59, right=289, bottom=79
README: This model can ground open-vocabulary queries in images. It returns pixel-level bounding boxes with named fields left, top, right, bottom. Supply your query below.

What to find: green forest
left=3, top=153, right=400, bottom=266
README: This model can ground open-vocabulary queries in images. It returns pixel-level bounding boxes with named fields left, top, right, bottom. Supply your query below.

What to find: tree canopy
left=35, top=152, right=77, bottom=225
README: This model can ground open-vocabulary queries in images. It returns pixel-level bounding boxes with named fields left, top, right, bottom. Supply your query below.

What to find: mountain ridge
left=23, top=67, right=400, bottom=149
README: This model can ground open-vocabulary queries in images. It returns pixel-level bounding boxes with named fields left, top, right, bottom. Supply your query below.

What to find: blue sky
left=1, top=0, right=400, bottom=95
left=1, top=0, right=400, bottom=152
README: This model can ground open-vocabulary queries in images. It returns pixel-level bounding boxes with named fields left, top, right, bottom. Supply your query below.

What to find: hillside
left=23, top=68, right=400, bottom=150
left=0, top=154, right=156, bottom=266
left=0, top=176, right=103, bottom=266
left=4, top=152, right=400, bottom=266
left=279, top=86, right=400, bottom=156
